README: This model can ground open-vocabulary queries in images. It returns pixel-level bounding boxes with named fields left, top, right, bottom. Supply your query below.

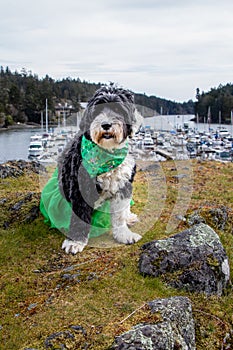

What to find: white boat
left=217, top=128, right=231, bottom=138
left=143, top=135, right=154, bottom=149
left=37, top=152, right=57, bottom=165
left=28, top=140, right=44, bottom=157
left=30, top=134, right=42, bottom=142
left=215, top=150, right=232, bottom=162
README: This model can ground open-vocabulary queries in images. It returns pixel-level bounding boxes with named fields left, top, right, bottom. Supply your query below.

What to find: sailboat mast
left=207, top=106, right=211, bottom=132
left=41, top=111, right=43, bottom=132
left=45, top=99, right=48, bottom=133
left=219, top=110, right=221, bottom=128
left=231, top=110, right=233, bottom=137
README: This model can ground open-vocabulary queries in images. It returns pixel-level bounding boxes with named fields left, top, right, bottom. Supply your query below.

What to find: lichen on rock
left=111, top=296, right=196, bottom=350
left=139, top=223, right=230, bottom=295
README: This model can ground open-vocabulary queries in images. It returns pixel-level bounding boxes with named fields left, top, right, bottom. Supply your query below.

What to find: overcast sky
left=1, top=0, right=233, bottom=102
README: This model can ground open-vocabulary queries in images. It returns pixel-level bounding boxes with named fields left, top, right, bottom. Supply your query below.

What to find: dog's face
left=79, top=86, right=142, bottom=150
left=89, top=106, right=129, bottom=150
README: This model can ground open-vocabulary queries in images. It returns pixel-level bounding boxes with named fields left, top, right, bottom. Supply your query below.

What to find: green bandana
left=81, top=135, right=128, bottom=177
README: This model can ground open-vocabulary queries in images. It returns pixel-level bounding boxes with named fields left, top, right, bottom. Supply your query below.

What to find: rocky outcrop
left=0, top=160, right=45, bottom=178
left=1, top=191, right=40, bottom=228
left=139, top=223, right=230, bottom=295
left=0, top=160, right=43, bottom=228
left=111, top=296, right=196, bottom=350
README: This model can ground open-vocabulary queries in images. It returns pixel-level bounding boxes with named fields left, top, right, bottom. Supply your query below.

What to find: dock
left=154, top=148, right=174, bottom=160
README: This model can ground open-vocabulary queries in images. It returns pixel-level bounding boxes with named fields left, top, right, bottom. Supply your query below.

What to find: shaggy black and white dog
left=58, top=86, right=142, bottom=254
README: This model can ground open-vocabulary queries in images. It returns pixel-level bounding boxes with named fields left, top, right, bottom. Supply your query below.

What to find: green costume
left=40, top=135, right=129, bottom=237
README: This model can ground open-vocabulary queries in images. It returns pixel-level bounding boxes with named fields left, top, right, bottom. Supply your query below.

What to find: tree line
left=0, top=66, right=102, bottom=126
left=195, top=84, right=233, bottom=124
left=0, top=66, right=196, bottom=127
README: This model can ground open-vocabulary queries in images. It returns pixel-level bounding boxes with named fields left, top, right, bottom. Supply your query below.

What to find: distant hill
left=0, top=66, right=195, bottom=126
left=134, top=93, right=194, bottom=117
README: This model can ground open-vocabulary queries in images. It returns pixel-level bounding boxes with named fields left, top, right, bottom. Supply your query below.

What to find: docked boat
left=215, top=150, right=232, bottom=162
left=28, top=141, right=44, bottom=157
left=37, top=152, right=57, bottom=165
left=217, top=128, right=231, bottom=139
left=28, top=134, right=44, bottom=158
left=143, top=134, right=154, bottom=149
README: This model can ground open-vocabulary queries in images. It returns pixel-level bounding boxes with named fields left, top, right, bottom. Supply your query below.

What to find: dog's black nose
left=101, top=122, right=112, bottom=130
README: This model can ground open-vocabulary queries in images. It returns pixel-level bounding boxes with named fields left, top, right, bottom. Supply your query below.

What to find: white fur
left=110, top=197, right=142, bottom=244
left=94, top=154, right=142, bottom=244
left=95, top=153, right=135, bottom=204
left=62, top=238, right=88, bottom=254
left=90, top=112, right=124, bottom=150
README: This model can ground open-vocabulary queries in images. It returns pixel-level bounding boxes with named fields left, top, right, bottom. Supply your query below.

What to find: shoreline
left=0, top=123, right=41, bottom=132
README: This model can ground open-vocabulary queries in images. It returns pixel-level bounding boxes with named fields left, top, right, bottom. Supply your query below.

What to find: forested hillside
left=0, top=66, right=194, bottom=126
left=2, top=67, right=233, bottom=126
left=195, top=85, right=233, bottom=124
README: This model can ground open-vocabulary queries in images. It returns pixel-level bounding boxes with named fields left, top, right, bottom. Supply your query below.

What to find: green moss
left=206, top=255, right=220, bottom=267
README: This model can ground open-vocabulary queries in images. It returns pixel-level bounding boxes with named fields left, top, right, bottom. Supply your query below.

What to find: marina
left=28, top=127, right=78, bottom=165
left=0, top=114, right=232, bottom=164
left=32, top=117, right=233, bottom=165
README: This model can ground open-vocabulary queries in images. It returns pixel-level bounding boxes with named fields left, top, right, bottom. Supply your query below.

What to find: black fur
left=58, top=86, right=136, bottom=243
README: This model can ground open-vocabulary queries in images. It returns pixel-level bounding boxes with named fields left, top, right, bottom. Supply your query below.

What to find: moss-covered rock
left=111, top=296, right=196, bottom=350
left=139, top=223, right=230, bottom=295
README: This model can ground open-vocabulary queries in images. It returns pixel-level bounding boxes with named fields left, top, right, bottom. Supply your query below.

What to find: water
left=0, top=127, right=42, bottom=163
left=144, top=114, right=233, bottom=135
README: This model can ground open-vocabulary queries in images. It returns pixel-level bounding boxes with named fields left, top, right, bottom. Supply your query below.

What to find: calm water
left=0, top=117, right=232, bottom=163
left=144, top=114, right=233, bottom=135
left=0, top=128, right=42, bottom=163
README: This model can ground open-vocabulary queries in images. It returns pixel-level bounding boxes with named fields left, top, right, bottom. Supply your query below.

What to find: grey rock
left=173, top=174, right=188, bottom=179
left=10, top=199, right=24, bottom=211
left=111, top=296, right=196, bottom=350
left=187, top=211, right=206, bottom=226
left=2, top=192, right=40, bottom=229
left=208, top=206, right=229, bottom=230
left=24, top=205, right=39, bottom=223
left=139, top=223, right=230, bottom=295
left=0, top=198, right=7, bottom=204
left=138, top=163, right=160, bottom=172
left=69, top=325, right=86, bottom=335
left=187, top=206, right=229, bottom=230
left=27, top=303, right=37, bottom=311
left=61, top=273, right=80, bottom=282
left=44, top=331, right=74, bottom=348
left=0, top=160, right=45, bottom=179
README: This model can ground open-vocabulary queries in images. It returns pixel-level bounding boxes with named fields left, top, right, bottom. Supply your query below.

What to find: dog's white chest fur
left=95, top=153, right=135, bottom=208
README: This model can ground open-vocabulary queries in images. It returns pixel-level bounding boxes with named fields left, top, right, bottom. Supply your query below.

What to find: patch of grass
left=0, top=160, right=233, bottom=349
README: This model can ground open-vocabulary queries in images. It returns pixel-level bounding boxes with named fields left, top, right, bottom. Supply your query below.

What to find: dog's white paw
left=62, top=239, right=87, bottom=254
left=126, top=212, right=139, bottom=226
left=113, top=228, right=142, bottom=245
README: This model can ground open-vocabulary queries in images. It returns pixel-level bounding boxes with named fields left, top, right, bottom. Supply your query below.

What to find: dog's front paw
left=113, top=228, right=142, bottom=245
left=62, top=239, right=88, bottom=254
left=126, top=212, right=139, bottom=226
